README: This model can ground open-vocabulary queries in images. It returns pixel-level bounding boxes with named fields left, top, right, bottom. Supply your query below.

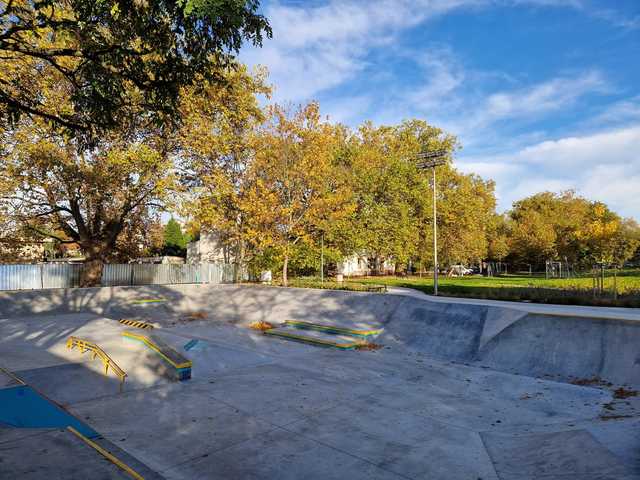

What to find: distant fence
left=0, top=263, right=243, bottom=291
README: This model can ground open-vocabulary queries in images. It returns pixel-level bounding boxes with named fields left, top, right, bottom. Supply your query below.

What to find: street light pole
left=320, top=232, right=324, bottom=284
left=432, top=166, right=438, bottom=296
left=415, top=149, right=448, bottom=296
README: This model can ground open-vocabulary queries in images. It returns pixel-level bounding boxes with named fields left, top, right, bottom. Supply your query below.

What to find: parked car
left=448, top=265, right=473, bottom=276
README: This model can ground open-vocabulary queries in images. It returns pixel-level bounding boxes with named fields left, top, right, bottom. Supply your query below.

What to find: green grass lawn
left=282, top=269, right=640, bottom=308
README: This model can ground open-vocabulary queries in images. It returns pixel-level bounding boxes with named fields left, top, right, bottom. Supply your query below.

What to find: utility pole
left=415, top=149, right=448, bottom=296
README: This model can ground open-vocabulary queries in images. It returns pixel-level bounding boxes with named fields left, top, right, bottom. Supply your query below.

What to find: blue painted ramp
left=0, top=385, right=98, bottom=438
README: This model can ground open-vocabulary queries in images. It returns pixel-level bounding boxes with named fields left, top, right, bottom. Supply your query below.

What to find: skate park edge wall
left=0, top=283, right=638, bottom=387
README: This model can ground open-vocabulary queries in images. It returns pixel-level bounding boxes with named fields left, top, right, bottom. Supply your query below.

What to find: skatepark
left=1, top=283, right=639, bottom=479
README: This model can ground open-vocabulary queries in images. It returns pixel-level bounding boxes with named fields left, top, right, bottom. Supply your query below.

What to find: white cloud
left=590, top=7, right=640, bottom=29
left=480, top=71, right=606, bottom=123
left=243, top=0, right=591, bottom=103
left=589, top=96, right=640, bottom=126
left=459, top=124, right=640, bottom=218
left=372, top=68, right=608, bottom=152
left=241, top=1, right=638, bottom=219
left=509, top=0, right=582, bottom=7
left=408, top=48, right=466, bottom=111
left=243, top=0, right=433, bottom=102
left=509, top=124, right=640, bottom=168
left=443, top=71, right=608, bottom=151
left=580, top=165, right=640, bottom=216
left=511, top=1, right=639, bottom=28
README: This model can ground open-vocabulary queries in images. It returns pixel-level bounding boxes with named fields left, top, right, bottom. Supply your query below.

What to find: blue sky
left=241, top=0, right=640, bottom=219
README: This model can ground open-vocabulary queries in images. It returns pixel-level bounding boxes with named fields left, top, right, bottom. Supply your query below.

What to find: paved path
left=387, top=286, right=640, bottom=322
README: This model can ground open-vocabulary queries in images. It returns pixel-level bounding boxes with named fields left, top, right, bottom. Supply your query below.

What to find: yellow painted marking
left=67, top=427, right=144, bottom=480
left=122, top=331, right=192, bottom=369
left=119, top=319, right=154, bottom=330
left=66, top=337, right=127, bottom=391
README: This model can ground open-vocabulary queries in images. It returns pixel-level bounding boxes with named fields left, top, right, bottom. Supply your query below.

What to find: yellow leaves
left=0, top=2, right=84, bottom=126
left=177, top=66, right=270, bottom=231
left=575, top=201, right=620, bottom=242
left=110, top=3, right=121, bottom=18
left=507, top=191, right=634, bottom=266
left=227, top=102, right=349, bottom=255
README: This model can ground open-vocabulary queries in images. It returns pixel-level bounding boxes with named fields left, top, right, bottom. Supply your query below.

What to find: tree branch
left=25, top=225, right=77, bottom=244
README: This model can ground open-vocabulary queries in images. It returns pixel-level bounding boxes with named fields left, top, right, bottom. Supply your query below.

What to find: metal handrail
left=66, top=336, right=127, bottom=391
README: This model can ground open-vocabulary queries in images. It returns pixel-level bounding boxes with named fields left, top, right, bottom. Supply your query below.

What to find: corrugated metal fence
left=0, top=263, right=242, bottom=291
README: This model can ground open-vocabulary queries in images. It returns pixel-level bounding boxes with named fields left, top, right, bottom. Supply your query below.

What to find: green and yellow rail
left=122, top=331, right=192, bottom=380
left=66, top=337, right=127, bottom=391
left=131, top=298, right=166, bottom=305
left=283, top=320, right=383, bottom=337
left=263, top=329, right=363, bottom=350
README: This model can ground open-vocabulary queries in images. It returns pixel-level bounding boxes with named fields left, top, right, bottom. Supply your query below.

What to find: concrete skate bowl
left=384, top=299, right=640, bottom=387
left=0, top=284, right=638, bottom=387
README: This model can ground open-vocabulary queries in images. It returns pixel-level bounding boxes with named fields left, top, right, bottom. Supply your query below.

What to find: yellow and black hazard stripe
left=119, top=319, right=154, bottom=330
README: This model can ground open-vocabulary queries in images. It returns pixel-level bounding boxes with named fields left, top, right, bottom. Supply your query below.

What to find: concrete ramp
left=477, top=313, right=640, bottom=386
left=380, top=297, right=640, bottom=387
left=380, top=300, right=486, bottom=361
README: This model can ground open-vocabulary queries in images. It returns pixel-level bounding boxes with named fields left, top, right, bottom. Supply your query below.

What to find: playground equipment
left=66, top=337, right=127, bottom=391
left=263, top=320, right=383, bottom=350
left=119, top=319, right=154, bottom=329
left=122, top=331, right=192, bottom=380
left=545, top=259, right=574, bottom=279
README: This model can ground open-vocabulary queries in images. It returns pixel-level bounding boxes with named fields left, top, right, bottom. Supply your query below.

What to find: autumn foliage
left=1, top=41, right=638, bottom=283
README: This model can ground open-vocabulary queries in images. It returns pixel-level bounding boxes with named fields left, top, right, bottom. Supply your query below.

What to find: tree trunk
left=79, top=242, right=109, bottom=287
left=80, top=258, right=104, bottom=287
left=282, top=255, right=289, bottom=287
left=233, top=239, right=244, bottom=283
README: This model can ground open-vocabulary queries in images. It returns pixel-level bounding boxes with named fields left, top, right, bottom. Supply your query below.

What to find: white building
left=337, top=253, right=395, bottom=277
left=186, top=231, right=230, bottom=264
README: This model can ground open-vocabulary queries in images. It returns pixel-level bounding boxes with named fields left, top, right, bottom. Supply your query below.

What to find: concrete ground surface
left=0, top=284, right=639, bottom=479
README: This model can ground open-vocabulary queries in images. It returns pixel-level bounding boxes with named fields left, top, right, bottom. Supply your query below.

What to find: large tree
left=243, top=103, right=350, bottom=285
left=163, top=217, right=188, bottom=257
left=1, top=119, right=177, bottom=285
left=506, top=191, right=640, bottom=268
left=0, top=0, right=270, bottom=143
left=343, top=122, right=422, bottom=270
left=341, top=119, right=488, bottom=273
left=436, top=170, right=496, bottom=267
left=178, top=64, right=270, bottom=279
